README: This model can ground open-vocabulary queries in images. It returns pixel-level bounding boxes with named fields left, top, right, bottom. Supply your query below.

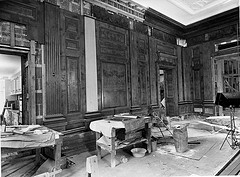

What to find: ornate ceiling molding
left=169, top=0, right=233, bottom=14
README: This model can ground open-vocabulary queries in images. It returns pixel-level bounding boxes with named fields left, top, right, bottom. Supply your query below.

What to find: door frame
left=0, top=46, right=30, bottom=124
left=157, top=63, right=178, bottom=117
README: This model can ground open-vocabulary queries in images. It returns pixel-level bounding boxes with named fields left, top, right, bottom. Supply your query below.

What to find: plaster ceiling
left=0, top=54, right=21, bottom=78
left=133, top=0, right=239, bottom=25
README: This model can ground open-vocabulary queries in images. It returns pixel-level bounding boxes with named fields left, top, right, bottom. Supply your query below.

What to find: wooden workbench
left=90, top=116, right=152, bottom=167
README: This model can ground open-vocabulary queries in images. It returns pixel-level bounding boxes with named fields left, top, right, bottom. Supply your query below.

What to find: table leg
left=35, top=148, right=41, bottom=166
left=96, top=132, right=101, bottom=160
left=110, top=128, right=116, bottom=168
left=146, top=122, right=152, bottom=153
left=110, top=149, right=116, bottom=168
left=54, top=136, right=62, bottom=171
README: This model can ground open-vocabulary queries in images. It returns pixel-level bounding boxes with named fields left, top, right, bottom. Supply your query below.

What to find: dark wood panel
left=138, top=61, right=147, bottom=106
left=44, top=2, right=62, bottom=117
left=178, top=102, right=193, bottom=115
left=177, top=46, right=184, bottom=103
left=191, top=46, right=203, bottom=103
left=184, top=8, right=238, bottom=41
left=101, top=62, right=127, bottom=109
left=149, top=37, right=158, bottom=106
left=96, top=21, right=130, bottom=112
left=60, top=9, right=85, bottom=129
left=92, top=5, right=129, bottom=29
left=182, top=47, right=193, bottom=101
left=144, top=8, right=184, bottom=38
left=202, top=42, right=214, bottom=102
left=0, top=0, right=44, bottom=43
left=165, top=69, right=178, bottom=116
left=193, top=70, right=201, bottom=100
left=130, top=31, right=149, bottom=109
left=67, top=57, right=79, bottom=113
left=98, top=26, right=128, bottom=60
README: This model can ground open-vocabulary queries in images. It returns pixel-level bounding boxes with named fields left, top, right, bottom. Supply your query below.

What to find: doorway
left=0, top=52, right=27, bottom=125
left=158, top=69, right=166, bottom=117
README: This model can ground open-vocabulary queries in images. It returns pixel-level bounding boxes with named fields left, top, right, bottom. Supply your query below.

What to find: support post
left=86, top=155, right=99, bottom=177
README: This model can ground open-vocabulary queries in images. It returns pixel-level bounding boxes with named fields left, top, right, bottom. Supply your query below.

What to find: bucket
left=173, top=124, right=188, bottom=153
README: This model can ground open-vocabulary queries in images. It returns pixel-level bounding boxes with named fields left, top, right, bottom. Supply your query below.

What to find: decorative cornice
left=85, top=0, right=146, bottom=22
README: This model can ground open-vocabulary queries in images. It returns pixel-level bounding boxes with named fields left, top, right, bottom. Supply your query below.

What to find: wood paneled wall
left=0, top=0, right=44, bottom=43
left=95, top=21, right=130, bottom=115
left=1, top=0, right=238, bottom=132
left=182, top=8, right=238, bottom=116
left=60, top=9, right=85, bottom=130
left=43, top=2, right=86, bottom=131
left=130, top=31, right=150, bottom=111
left=44, top=2, right=62, bottom=117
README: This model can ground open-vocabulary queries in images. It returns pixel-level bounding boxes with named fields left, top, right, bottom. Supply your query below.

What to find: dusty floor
left=49, top=119, right=239, bottom=177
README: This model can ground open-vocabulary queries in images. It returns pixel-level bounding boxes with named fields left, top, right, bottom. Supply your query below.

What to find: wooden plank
left=42, top=44, right=46, bottom=120
left=2, top=157, right=34, bottom=176
left=29, top=40, right=36, bottom=125
left=216, top=151, right=240, bottom=175
left=149, top=37, right=158, bottom=106
left=8, top=159, right=35, bottom=177
left=197, top=120, right=240, bottom=132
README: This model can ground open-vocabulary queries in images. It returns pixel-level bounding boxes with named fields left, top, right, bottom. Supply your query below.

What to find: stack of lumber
left=1, top=153, right=44, bottom=177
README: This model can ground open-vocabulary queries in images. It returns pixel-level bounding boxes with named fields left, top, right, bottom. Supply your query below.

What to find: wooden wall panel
left=149, top=37, right=158, bottom=107
left=194, top=70, right=201, bottom=100
left=202, top=42, right=214, bottom=101
left=96, top=21, right=130, bottom=114
left=101, top=62, right=127, bottom=108
left=165, top=69, right=177, bottom=116
left=130, top=31, right=149, bottom=111
left=177, top=46, right=184, bottom=102
left=67, top=57, right=79, bottom=113
left=60, top=9, right=85, bottom=130
left=44, top=2, right=62, bottom=117
left=130, top=31, right=139, bottom=107
left=191, top=45, right=204, bottom=113
left=178, top=47, right=194, bottom=115
left=0, top=0, right=44, bottom=43
left=182, top=47, right=193, bottom=102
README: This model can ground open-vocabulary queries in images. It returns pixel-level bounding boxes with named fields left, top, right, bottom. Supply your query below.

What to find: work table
left=90, top=115, right=152, bottom=167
